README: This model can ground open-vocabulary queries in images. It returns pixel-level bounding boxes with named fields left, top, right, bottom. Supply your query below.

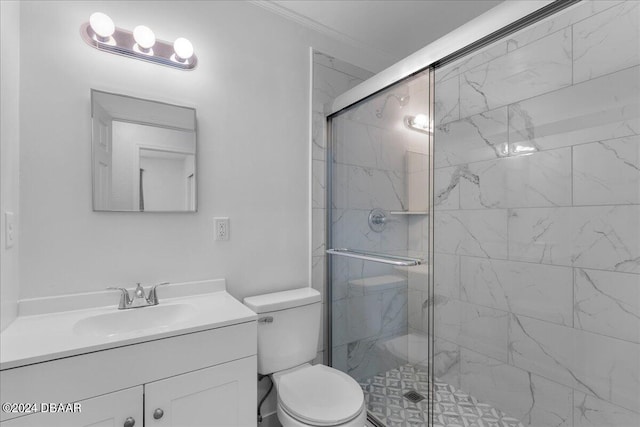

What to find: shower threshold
left=360, top=363, right=524, bottom=427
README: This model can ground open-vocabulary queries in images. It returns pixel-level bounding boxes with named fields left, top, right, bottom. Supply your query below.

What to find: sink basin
left=73, top=303, right=196, bottom=337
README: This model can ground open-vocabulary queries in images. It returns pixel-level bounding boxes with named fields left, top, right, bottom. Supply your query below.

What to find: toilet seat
left=277, top=365, right=365, bottom=426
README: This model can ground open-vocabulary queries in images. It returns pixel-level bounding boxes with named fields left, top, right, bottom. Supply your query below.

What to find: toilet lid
left=278, top=365, right=364, bottom=426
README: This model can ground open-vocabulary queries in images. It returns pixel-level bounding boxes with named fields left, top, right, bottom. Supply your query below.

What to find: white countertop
left=0, top=280, right=257, bottom=370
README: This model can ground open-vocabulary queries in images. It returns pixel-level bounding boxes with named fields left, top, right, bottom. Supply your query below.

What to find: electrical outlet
left=214, top=217, right=229, bottom=241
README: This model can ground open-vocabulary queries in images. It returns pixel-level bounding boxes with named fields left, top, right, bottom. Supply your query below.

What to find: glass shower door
left=327, top=70, right=433, bottom=425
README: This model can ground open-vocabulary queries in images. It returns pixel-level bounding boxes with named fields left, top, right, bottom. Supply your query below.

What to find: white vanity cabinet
left=145, top=356, right=255, bottom=426
left=1, top=387, right=144, bottom=427
left=0, top=322, right=257, bottom=427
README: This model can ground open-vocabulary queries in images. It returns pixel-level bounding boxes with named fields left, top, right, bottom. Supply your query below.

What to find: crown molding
left=247, top=0, right=394, bottom=61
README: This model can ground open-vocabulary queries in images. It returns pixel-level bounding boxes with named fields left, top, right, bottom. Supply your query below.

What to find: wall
left=0, top=1, right=21, bottom=331
left=14, top=1, right=390, bottom=303
left=432, top=1, right=639, bottom=425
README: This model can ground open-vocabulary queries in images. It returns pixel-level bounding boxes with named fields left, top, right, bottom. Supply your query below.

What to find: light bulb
left=173, top=37, right=194, bottom=61
left=413, top=114, right=429, bottom=129
left=89, top=12, right=115, bottom=39
left=133, top=25, right=155, bottom=50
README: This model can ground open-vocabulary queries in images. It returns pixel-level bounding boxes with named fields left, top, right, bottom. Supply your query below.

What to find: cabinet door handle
left=153, top=408, right=164, bottom=420
left=123, top=417, right=135, bottom=427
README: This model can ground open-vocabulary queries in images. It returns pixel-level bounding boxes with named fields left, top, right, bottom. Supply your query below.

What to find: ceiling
left=263, top=0, right=503, bottom=65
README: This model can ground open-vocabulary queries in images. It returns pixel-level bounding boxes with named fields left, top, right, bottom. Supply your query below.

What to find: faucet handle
left=134, top=283, right=146, bottom=299
left=107, top=287, right=132, bottom=309
left=147, top=282, right=170, bottom=305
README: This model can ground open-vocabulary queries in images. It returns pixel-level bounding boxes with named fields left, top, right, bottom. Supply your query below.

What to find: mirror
left=91, top=90, right=197, bottom=212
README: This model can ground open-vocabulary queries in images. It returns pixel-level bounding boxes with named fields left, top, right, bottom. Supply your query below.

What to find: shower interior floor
left=360, top=363, right=524, bottom=427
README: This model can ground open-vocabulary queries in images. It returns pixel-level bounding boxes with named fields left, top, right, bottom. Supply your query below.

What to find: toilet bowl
left=273, top=364, right=366, bottom=427
left=243, top=288, right=367, bottom=427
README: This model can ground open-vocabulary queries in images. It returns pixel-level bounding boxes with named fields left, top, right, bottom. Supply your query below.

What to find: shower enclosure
left=325, top=1, right=639, bottom=426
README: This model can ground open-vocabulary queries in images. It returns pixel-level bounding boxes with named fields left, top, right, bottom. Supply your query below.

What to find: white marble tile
left=434, top=107, right=508, bottom=168
left=434, top=209, right=508, bottom=258
left=433, top=296, right=461, bottom=343
left=571, top=205, right=640, bottom=273
left=381, top=289, right=408, bottom=335
left=504, top=0, right=624, bottom=53
left=408, top=289, right=428, bottom=333
left=434, top=166, right=460, bottom=210
left=508, top=206, right=640, bottom=273
left=460, top=28, right=572, bottom=117
left=311, top=255, right=325, bottom=303
left=434, top=252, right=459, bottom=299
left=407, top=215, right=423, bottom=252
left=574, top=268, right=640, bottom=343
left=508, top=65, right=640, bottom=152
left=334, top=120, right=407, bottom=172
left=460, top=148, right=572, bottom=209
left=331, top=208, right=378, bottom=252
left=342, top=84, right=412, bottom=130
left=574, top=391, right=640, bottom=427
left=313, top=62, right=366, bottom=112
left=435, top=75, right=459, bottom=126
left=433, top=337, right=460, bottom=389
left=332, top=293, right=382, bottom=346
left=460, top=348, right=573, bottom=427
left=573, top=135, right=640, bottom=205
left=435, top=39, right=508, bottom=84
left=379, top=214, right=409, bottom=253
left=434, top=296, right=509, bottom=362
left=312, top=208, right=325, bottom=257
left=345, top=165, right=406, bottom=212
left=458, top=301, right=509, bottom=362
left=311, top=111, right=326, bottom=161
left=573, top=1, right=640, bottom=84
left=460, top=257, right=573, bottom=326
left=346, top=333, right=407, bottom=381
left=509, top=314, right=640, bottom=412
left=311, top=159, right=325, bottom=209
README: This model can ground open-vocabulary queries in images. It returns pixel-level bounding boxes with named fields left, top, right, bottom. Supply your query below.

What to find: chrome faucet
left=107, top=282, right=170, bottom=309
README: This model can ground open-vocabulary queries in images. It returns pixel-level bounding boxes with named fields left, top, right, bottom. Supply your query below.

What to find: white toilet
left=244, top=288, right=367, bottom=427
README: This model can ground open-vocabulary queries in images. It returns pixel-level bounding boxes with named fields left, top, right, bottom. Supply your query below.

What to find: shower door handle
left=326, top=248, right=423, bottom=266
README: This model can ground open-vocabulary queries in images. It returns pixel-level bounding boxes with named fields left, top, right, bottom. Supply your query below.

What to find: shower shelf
left=326, top=248, right=423, bottom=266
left=389, top=211, right=429, bottom=215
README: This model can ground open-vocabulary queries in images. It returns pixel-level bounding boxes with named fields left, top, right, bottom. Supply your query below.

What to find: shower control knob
left=153, top=408, right=164, bottom=420
left=123, top=417, right=135, bottom=427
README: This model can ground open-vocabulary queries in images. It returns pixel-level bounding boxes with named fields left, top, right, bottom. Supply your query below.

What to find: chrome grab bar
left=326, top=248, right=423, bottom=266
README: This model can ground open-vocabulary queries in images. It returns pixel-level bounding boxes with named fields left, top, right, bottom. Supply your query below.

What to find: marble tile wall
left=432, top=1, right=640, bottom=425
left=328, top=69, right=431, bottom=381
left=311, top=51, right=373, bottom=363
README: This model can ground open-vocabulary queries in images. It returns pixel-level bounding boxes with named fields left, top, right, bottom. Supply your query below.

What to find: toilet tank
left=244, top=288, right=321, bottom=375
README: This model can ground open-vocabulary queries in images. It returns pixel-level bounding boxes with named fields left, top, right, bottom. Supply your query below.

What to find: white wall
left=15, top=1, right=389, bottom=303
left=1, top=1, right=21, bottom=331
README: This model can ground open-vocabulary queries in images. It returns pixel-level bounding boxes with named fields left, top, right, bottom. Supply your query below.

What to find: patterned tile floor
left=360, top=364, right=524, bottom=427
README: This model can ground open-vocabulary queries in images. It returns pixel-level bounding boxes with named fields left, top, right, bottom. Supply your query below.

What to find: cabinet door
left=145, top=356, right=256, bottom=427
left=0, top=386, right=142, bottom=427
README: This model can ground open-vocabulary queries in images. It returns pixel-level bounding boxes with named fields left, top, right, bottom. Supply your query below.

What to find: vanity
left=0, top=279, right=257, bottom=426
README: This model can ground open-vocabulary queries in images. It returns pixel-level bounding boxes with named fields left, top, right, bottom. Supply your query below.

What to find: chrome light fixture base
left=80, top=23, right=197, bottom=71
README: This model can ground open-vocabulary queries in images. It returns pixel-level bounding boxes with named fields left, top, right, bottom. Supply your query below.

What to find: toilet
left=244, top=288, right=367, bottom=427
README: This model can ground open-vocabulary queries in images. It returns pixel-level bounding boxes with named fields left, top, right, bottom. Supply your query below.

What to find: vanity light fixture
left=81, top=12, right=197, bottom=70
left=404, top=114, right=431, bottom=134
